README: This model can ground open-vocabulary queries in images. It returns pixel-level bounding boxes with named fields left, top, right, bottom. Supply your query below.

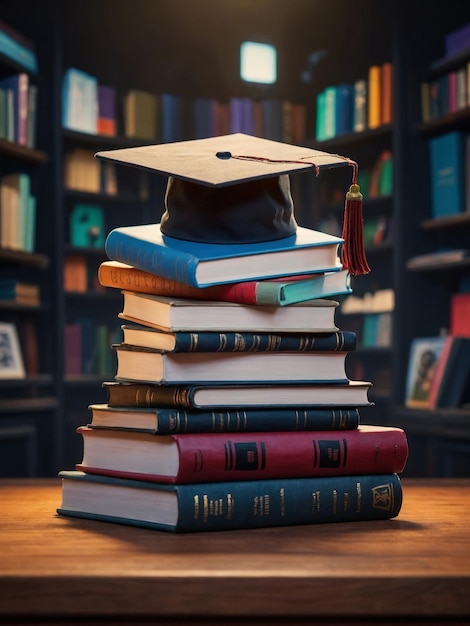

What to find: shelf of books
left=305, top=63, right=395, bottom=425
left=401, top=19, right=470, bottom=476
left=0, top=16, right=61, bottom=477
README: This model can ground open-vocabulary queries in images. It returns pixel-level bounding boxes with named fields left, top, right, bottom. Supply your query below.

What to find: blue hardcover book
left=161, top=93, right=185, bottom=143
left=429, top=131, right=465, bottom=217
left=335, top=84, right=354, bottom=136
left=105, top=223, right=343, bottom=288
left=58, top=470, right=403, bottom=532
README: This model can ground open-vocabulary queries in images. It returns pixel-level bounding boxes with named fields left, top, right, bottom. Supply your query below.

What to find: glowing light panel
left=240, top=41, right=277, bottom=84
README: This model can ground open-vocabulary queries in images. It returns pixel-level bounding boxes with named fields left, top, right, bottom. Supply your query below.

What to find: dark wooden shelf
left=0, top=137, right=47, bottom=163
left=306, top=124, right=393, bottom=150
left=0, top=301, right=47, bottom=312
left=0, top=374, right=54, bottom=388
left=419, top=107, right=470, bottom=135
left=407, top=257, right=470, bottom=273
left=430, top=48, right=470, bottom=74
left=62, top=128, right=155, bottom=149
left=0, top=248, right=49, bottom=268
left=421, top=212, right=470, bottom=230
left=0, top=396, right=59, bottom=414
left=64, top=289, right=120, bottom=300
left=394, top=405, right=470, bottom=441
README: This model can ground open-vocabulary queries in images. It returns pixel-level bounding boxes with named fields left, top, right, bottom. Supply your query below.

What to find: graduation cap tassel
left=341, top=161, right=370, bottom=276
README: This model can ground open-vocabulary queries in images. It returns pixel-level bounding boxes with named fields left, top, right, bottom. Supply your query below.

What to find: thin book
left=118, top=291, right=340, bottom=333
left=87, top=402, right=361, bottom=433
left=119, top=325, right=357, bottom=353
left=102, top=380, right=373, bottom=409
left=98, top=260, right=352, bottom=306
left=113, top=343, right=351, bottom=384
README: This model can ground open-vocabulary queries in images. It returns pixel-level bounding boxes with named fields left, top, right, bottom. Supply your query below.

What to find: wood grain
left=0, top=478, right=469, bottom=624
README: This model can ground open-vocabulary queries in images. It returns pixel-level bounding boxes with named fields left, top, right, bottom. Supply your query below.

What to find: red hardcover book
left=76, top=424, right=408, bottom=484
left=450, top=292, right=470, bottom=336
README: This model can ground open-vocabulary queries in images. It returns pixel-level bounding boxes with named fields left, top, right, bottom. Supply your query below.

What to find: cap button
left=216, top=151, right=232, bottom=160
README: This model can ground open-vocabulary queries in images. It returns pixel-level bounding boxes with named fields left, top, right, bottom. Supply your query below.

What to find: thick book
left=118, top=291, right=339, bottom=333
left=103, top=380, right=372, bottom=409
left=76, top=425, right=408, bottom=484
left=98, top=260, right=352, bottom=306
left=58, top=470, right=403, bottom=532
left=120, top=325, right=356, bottom=353
left=104, top=223, right=344, bottom=288
left=113, top=343, right=350, bottom=384
left=88, top=403, right=361, bottom=433
left=428, top=336, right=470, bottom=408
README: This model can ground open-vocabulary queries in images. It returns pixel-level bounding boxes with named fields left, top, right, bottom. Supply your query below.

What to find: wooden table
left=0, top=478, right=469, bottom=625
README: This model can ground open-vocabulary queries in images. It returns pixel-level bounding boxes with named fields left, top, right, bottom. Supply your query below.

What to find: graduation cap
left=96, top=133, right=370, bottom=275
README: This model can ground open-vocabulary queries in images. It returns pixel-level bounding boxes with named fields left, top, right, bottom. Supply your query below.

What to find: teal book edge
left=58, top=471, right=403, bottom=533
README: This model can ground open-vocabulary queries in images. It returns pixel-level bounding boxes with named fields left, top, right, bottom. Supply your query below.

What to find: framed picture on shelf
left=0, top=322, right=25, bottom=379
left=405, top=336, right=446, bottom=408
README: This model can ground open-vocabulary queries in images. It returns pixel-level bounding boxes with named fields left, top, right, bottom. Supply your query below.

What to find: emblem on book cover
left=371, top=483, right=395, bottom=512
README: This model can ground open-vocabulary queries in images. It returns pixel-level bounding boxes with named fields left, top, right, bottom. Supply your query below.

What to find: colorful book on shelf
left=119, top=325, right=356, bottom=353
left=87, top=402, right=361, bottom=434
left=76, top=425, right=408, bottom=485
left=62, top=67, right=97, bottom=134
left=450, top=292, right=470, bottom=336
left=380, top=62, right=393, bottom=125
left=104, top=223, right=343, bottom=288
left=0, top=280, right=39, bottom=305
left=118, top=291, right=340, bottom=333
left=0, top=72, right=29, bottom=145
left=428, top=336, right=470, bottom=408
left=353, top=78, right=367, bottom=132
left=112, top=343, right=351, bottom=385
left=124, top=89, right=159, bottom=140
left=429, top=131, right=465, bottom=217
left=335, top=83, right=354, bottom=136
left=57, top=470, right=403, bottom=533
left=97, top=84, right=116, bottom=136
left=367, top=64, right=381, bottom=129
left=98, top=261, right=352, bottom=306
left=102, top=379, right=373, bottom=409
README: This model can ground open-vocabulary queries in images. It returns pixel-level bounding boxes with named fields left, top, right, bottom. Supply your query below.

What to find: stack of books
left=57, top=133, right=408, bottom=532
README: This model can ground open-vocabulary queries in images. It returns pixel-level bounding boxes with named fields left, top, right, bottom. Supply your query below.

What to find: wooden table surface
left=0, top=477, right=469, bottom=625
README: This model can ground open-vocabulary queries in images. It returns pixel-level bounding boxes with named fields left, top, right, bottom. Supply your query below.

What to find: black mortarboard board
left=96, top=133, right=370, bottom=275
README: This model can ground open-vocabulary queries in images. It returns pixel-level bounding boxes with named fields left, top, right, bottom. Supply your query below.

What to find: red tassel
left=340, top=164, right=370, bottom=276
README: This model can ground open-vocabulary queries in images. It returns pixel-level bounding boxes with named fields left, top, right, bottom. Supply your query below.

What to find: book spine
left=149, top=407, right=360, bottom=433
left=174, top=473, right=403, bottom=532
left=170, top=428, right=408, bottom=483
left=168, top=330, right=356, bottom=353
left=106, top=383, right=196, bottom=408
left=105, top=230, right=201, bottom=287
left=368, top=65, right=381, bottom=128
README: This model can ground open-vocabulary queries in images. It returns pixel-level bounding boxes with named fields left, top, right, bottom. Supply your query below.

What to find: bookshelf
left=1, top=0, right=470, bottom=477
left=0, top=21, right=59, bottom=477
